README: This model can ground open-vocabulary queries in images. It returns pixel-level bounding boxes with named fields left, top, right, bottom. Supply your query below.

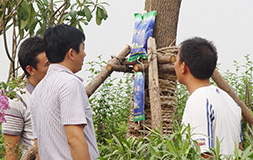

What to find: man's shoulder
left=8, top=88, right=30, bottom=109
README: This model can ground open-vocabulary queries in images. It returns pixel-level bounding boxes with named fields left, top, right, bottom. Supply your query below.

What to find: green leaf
left=69, top=10, right=76, bottom=18
left=59, top=14, right=70, bottom=24
left=20, top=20, right=27, bottom=29
left=29, top=18, right=40, bottom=35
left=78, top=23, right=83, bottom=32
left=19, top=28, right=24, bottom=39
left=1, top=82, right=7, bottom=90
left=96, top=14, right=102, bottom=26
left=27, top=3, right=36, bottom=26
left=99, top=2, right=110, bottom=6
left=83, top=6, right=92, bottom=22
left=97, top=7, right=104, bottom=19
left=99, top=5, right=108, bottom=20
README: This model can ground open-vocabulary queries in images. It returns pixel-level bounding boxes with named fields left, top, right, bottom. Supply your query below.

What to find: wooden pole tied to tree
left=85, top=45, right=131, bottom=98
left=212, top=69, right=253, bottom=125
left=148, top=37, right=163, bottom=133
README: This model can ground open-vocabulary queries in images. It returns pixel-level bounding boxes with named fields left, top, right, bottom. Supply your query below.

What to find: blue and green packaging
left=128, top=11, right=157, bottom=62
left=133, top=72, right=145, bottom=121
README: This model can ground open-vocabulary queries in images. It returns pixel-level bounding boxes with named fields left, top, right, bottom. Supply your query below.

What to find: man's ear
left=181, top=62, right=188, bottom=74
left=66, top=48, right=74, bottom=60
left=26, top=65, right=36, bottom=76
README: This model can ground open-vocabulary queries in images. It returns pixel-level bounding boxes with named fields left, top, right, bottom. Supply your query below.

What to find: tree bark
left=106, top=64, right=134, bottom=73
left=134, top=63, right=175, bottom=74
left=157, top=54, right=176, bottom=64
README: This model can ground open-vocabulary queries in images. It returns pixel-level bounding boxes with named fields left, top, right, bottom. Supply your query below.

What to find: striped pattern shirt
left=30, top=64, right=99, bottom=159
left=2, top=82, right=35, bottom=155
left=181, top=85, right=242, bottom=155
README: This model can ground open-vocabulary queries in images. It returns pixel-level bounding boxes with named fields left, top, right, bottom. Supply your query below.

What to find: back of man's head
left=179, top=37, right=218, bottom=79
left=18, top=36, right=45, bottom=77
left=43, top=24, right=85, bottom=63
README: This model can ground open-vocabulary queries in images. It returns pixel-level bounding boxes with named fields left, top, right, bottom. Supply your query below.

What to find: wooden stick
left=157, top=54, right=176, bottom=64
left=212, top=69, right=253, bottom=125
left=106, top=64, right=134, bottom=73
left=148, top=37, right=163, bottom=133
left=85, top=45, right=131, bottom=98
left=134, top=63, right=175, bottom=74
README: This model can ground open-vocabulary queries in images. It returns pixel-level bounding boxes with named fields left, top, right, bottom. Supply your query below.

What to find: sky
left=0, top=0, right=253, bottom=83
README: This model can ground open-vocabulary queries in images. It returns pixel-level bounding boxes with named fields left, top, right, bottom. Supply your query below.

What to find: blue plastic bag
left=128, top=11, right=157, bottom=62
left=133, top=72, right=145, bottom=121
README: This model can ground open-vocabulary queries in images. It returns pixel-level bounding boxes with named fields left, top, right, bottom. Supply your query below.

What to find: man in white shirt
left=30, top=24, right=99, bottom=159
left=2, top=36, right=49, bottom=159
left=174, top=37, right=242, bottom=158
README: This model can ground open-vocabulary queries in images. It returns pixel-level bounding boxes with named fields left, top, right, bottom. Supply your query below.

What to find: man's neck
left=185, top=78, right=211, bottom=95
left=58, top=61, right=76, bottom=74
left=27, top=77, right=38, bottom=87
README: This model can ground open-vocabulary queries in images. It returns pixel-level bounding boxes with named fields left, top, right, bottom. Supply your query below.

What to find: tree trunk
left=145, top=0, right=182, bottom=48
left=127, top=0, right=181, bottom=137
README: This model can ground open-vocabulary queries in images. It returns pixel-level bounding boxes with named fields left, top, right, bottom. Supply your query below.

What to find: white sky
left=0, top=0, right=253, bottom=83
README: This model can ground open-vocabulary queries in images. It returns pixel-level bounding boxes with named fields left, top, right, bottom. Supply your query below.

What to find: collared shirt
left=2, top=82, right=35, bottom=155
left=30, top=64, right=99, bottom=160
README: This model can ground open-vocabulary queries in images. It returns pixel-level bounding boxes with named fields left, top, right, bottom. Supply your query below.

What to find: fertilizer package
left=127, top=11, right=157, bottom=62
left=133, top=72, right=145, bottom=121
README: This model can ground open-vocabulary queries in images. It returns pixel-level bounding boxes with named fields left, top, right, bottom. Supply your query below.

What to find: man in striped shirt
left=30, top=24, right=99, bottom=159
left=174, top=37, right=242, bottom=158
left=2, top=36, right=49, bottom=159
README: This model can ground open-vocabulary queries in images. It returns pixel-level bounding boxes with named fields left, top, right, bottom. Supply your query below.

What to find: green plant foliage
left=0, top=77, right=27, bottom=100
left=1, top=0, right=109, bottom=80
left=98, top=55, right=253, bottom=159
left=175, top=84, right=189, bottom=124
left=1, top=0, right=109, bottom=37
left=0, top=124, right=5, bottom=159
left=0, top=55, right=252, bottom=159
left=99, top=123, right=203, bottom=160
left=86, top=55, right=133, bottom=145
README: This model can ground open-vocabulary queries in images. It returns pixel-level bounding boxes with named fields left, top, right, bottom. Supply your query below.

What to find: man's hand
left=4, top=134, right=21, bottom=160
left=64, top=124, right=90, bottom=160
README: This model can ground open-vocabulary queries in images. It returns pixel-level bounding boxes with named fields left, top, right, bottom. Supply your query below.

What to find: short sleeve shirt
left=2, top=82, right=35, bottom=155
left=181, top=85, right=242, bottom=155
left=30, top=64, right=99, bottom=159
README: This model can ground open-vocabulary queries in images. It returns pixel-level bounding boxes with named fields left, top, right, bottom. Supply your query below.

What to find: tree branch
left=3, top=13, right=14, bottom=63
left=57, top=1, right=69, bottom=25
left=11, top=16, right=16, bottom=78
left=5, top=0, right=24, bottom=20
left=48, top=1, right=67, bottom=26
left=90, top=0, right=98, bottom=13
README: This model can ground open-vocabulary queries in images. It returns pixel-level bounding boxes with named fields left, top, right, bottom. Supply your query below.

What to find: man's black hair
left=18, top=36, right=45, bottom=77
left=43, top=24, right=85, bottom=63
left=179, top=37, right=218, bottom=79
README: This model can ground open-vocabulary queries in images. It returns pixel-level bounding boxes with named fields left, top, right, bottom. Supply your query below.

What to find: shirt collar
left=47, top=64, right=84, bottom=82
left=26, top=81, right=35, bottom=94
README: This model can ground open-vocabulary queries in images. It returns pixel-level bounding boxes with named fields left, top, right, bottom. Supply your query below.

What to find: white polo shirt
left=181, top=85, right=242, bottom=155
left=30, top=64, right=99, bottom=159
